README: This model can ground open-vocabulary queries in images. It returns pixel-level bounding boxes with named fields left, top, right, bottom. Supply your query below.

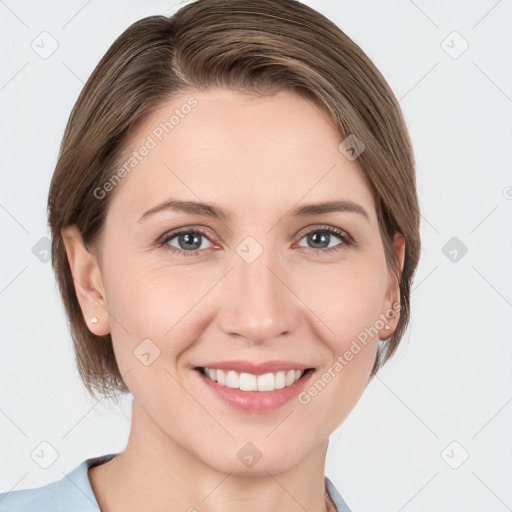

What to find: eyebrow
left=138, top=200, right=230, bottom=222
left=289, top=200, right=369, bottom=221
left=138, top=199, right=370, bottom=223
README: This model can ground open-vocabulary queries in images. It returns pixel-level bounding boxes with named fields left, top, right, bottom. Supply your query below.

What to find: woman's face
left=81, top=88, right=403, bottom=475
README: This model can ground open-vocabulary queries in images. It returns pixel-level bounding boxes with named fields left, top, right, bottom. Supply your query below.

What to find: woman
left=0, top=0, right=420, bottom=510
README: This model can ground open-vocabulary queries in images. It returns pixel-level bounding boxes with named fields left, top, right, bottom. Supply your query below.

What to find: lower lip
left=195, top=368, right=315, bottom=413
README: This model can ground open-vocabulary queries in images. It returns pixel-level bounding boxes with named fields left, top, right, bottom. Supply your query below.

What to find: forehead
left=107, top=88, right=376, bottom=224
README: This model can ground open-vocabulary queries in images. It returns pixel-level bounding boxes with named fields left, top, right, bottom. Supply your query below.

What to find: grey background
left=1, top=0, right=511, bottom=510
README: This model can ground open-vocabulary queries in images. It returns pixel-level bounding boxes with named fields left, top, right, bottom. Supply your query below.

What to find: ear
left=379, top=233, right=406, bottom=338
left=61, top=225, right=111, bottom=336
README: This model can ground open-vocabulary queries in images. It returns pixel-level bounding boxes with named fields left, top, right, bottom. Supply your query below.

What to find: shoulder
left=325, top=476, right=353, bottom=512
left=0, top=454, right=117, bottom=512
left=0, top=475, right=64, bottom=511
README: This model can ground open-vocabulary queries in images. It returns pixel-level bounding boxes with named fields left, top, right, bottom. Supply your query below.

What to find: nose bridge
left=217, top=238, right=298, bottom=343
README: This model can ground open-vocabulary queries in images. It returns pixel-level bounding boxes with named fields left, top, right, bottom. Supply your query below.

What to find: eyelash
left=157, top=225, right=355, bottom=258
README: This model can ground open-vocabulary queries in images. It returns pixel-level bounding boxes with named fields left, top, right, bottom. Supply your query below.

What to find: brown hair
left=48, top=0, right=421, bottom=402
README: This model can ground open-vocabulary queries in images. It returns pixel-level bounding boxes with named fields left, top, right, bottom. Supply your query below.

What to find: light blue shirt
left=0, top=453, right=352, bottom=511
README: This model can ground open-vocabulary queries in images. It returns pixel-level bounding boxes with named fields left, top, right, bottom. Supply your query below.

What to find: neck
left=89, top=399, right=335, bottom=512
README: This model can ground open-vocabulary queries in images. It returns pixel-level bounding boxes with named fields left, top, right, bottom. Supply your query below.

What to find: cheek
left=293, top=257, right=386, bottom=408
left=297, top=257, right=388, bottom=345
left=102, top=254, right=218, bottom=362
left=295, top=263, right=385, bottom=430
left=101, top=259, right=205, bottom=413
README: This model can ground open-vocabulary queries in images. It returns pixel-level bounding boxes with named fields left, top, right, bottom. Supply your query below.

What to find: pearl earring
left=385, top=325, right=390, bottom=330
left=91, top=317, right=98, bottom=324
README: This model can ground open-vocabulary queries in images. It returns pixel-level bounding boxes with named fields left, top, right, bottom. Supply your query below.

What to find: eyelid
left=157, top=225, right=220, bottom=258
left=294, top=223, right=355, bottom=245
left=158, top=223, right=355, bottom=257
left=157, top=225, right=218, bottom=246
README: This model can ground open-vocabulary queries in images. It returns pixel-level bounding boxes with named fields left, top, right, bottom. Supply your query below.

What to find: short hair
left=48, top=0, right=421, bottom=402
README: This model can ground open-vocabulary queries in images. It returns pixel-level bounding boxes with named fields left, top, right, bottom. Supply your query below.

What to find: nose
left=217, top=248, right=301, bottom=344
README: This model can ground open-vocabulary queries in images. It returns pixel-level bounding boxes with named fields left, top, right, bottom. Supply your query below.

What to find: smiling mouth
left=195, top=367, right=314, bottom=392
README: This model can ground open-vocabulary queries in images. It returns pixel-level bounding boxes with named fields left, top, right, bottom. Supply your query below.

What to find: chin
left=211, top=457, right=297, bottom=478
left=199, top=438, right=312, bottom=477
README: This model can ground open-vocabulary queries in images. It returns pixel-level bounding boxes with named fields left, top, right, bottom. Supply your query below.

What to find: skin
left=62, top=88, right=405, bottom=512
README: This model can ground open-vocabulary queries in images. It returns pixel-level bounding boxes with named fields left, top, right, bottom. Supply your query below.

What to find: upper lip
left=195, top=360, right=314, bottom=375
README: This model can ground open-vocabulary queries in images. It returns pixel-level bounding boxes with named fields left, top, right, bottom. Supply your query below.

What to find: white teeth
left=240, top=372, right=258, bottom=391
left=274, top=371, right=286, bottom=390
left=225, top=370, right=239, bottom=389
left=217, top=369, right=226, bottom=386
left=201, top=367, right=306, bottom=391
left=257, top=372, right=274, bottom=392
